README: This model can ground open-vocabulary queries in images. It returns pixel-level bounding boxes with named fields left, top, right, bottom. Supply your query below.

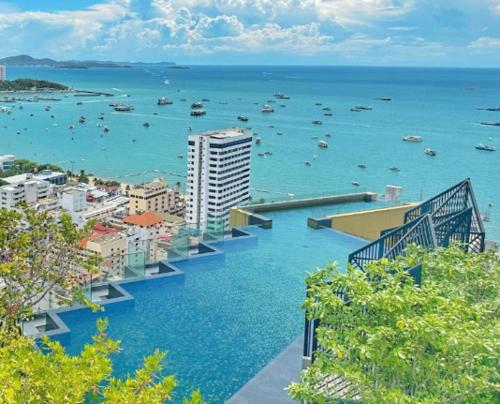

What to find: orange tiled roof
left=81, top=223, right=118, bottom=248
left=123, top=211, right=163, bottom=227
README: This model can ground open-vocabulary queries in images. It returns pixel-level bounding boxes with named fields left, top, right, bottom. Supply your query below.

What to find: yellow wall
left=330, top=204, right=417, bottom=240
left=229, top=208, right=249, bottom=227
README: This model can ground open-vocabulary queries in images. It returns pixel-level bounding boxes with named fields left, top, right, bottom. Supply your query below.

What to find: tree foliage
left=0, top=319, right=203, bottom=403
left=0, top=207, right=98, bottom=330
left=0, top=159, right=64, bottom=179
left=289, top=245, right=500, bottom=403
left=0, top=78, right=68, bottom=91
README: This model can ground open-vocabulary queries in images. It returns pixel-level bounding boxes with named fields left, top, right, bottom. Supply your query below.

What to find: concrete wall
left=329, top=203, right=417, bottom=240
left=230, top=208, right=250, bottom=227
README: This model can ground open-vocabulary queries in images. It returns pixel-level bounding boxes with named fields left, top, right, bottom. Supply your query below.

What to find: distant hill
left=0, top=55, right=177, bottom=68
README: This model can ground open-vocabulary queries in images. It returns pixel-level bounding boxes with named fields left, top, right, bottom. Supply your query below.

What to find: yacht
left=274, top=92, right=290, bottom=100
left=261, top=104, right=274, bottom=113
left=354, top=105, right=372, bottom=111
left=191, top=101, right=203, bottom=109
left=157, top=97, right=173, bottom=105
left=114, top=104, right=134, bottom=112
left=424, top=148, right=436, bottom=157
left=312, top=120, right=322, bottom=125
left=402, top=135, right=423, bottom=143
left=190, top=109, right=206, bottom=116
left=237, top=115, right=249, bottom=122
left=475, top=143, right=496, bottom=151
left=352, top=181, right=360, bottom=186
left=318, top=140, right=328, bottom=148
left=322, top=107, right=332, bottom=111
left=480, top=122, right=500, bottom=127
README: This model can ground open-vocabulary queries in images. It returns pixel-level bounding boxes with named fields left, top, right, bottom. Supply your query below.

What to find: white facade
left=0, top=65, right=5, bottom=81
left=61, top=187, right=87, bottom=215
left=0, top=154, right=15, bottom=170
left=186, top=128, right=252, bottom=230
left=0, top=179, right=50, bottom=209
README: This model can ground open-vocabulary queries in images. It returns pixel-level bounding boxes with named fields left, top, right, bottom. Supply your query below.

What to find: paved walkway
left=227, top=335, right=303, bottom=403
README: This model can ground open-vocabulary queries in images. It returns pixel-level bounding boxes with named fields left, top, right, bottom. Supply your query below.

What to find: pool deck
left=227, top=335, right=303, bottom=403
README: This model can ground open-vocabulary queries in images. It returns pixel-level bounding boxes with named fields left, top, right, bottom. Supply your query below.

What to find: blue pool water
left=1, top=66, right=499, bottom=238
left=56, top=204, right=369, bottom=403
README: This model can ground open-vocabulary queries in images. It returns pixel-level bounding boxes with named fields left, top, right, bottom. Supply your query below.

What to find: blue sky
left=0, top=0, right=499, bottom=66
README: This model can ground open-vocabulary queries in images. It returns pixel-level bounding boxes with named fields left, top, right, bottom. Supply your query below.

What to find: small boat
left=351, top=107, right=362, bottom=112
left=191, top=101, right=203, bottom=109
left=44, top=106, right=51, bottom=111
left=180, top=98, right=186, bottom=101
left=237, top=115, right=249, bottom=122
left=480, top=122, right=500, bottom=127
left=261, top=104, right=274, bottom=113
left=477, top=107, right=500, bottom=112
left=201, top=98, right=210, bottom=102
left=177, top=154, right=183, bottom=159
left=305, top=161, right=311, bottom=166
left=157, top=97, right=173, bottom=105
left=114, top=104, right=134, bottom=112
left=325, top=132, right=332, bottom=137
left=402, top=135, right=423, bottom=143
left=324, top=113, right=333, bottom=116
left=352, top=181, right=360, bottom=186
left=76, top=102, right=83, bottom=105
left=98, top=116, right=104, bottom=120
left=258, top=152, right=265, bottom=157
left=424, top=148, right=436, bottom=156
left=280, top=104, right=286, bottom=108
left=357, top=164, right=367, bottom=169
left=311, top=136, right=319, bottom=139
left=276, top=132, right=283, bottom=136
left=475, top=143, right=496, bottom=151
left=255, top=137, right=261, bottom=145
left=322, top=107, right=332, bottom=111
left=103, top=126, right=110, bottom=133
left=315, top=102, right=322, bottom=106
left=312, top=155, right=317, bottom=160
left=274, top=92, right=290, bottom=99
left=318, top=140, right=328, bottom=148
left=354, top=105, right=372, bottom=111
left=374, top=97, right=392, bottom=101
left=312, top=120, right=322, bottom=125
left=79, top=116, right=86, bottom=124
left=143, top=122, right=150, bottom=128
left=190, top=109, right=206, bottom=116
left=389, top=166, right=400, bottom=172
left=68, top=124, right=75, bottom=129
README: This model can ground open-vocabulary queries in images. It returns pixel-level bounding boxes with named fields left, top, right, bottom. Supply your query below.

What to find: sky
left=0, top=0, right=499, bottom=66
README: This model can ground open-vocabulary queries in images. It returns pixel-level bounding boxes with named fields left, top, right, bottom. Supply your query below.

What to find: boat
left=276, top=132, right=283, bottom=136
left=480, top=122, right=500, bottom=127
left=191, top=101, right=203, bottom=109
left=322, top=107, right=332, bottom=111
left=351, top=107, right=362, bottom=112
left=103, top=126, right=110, bottom=133
left=315, top=102, right=322, bottom=106
left=389, top=167, right=400, bottom=172
left=258, top=152, right=265, bottom=157
left=424, top=148, right=436, bottom=156
left=201, top=98, right=210, bottom=102
left=477, top=107, right=500, bottom=112
left=114, top=104, right=134, bottom=112
left=354, top=105, right=372, bottom=110
left=261, top=104, right=274, bottom=113
left=324, top=113, right=333, bottom=116
left=375, top=97, right=392, bottom=101
left=68, top=124, right=75, bottom=129
left=255, top=137, right=261, bottom=145
left=157, top=97, right=173, bottom=105
left=177, top=155, right=183, bottom=159
left=402, top=135, right=423, bottom=143
left=357, top=164, right=367, bottom=169
left=312, top=120, right=322, bottom=125
left=143, top=122, right=150, bottom=128
left=79, top=116, right=86, bottom=124
left=76, top=102, right=83, bottom=105
left=475, top=143, right=496, bottom=151
left=325, top=132, right=332, bottom=137
left=318, top=140, right=328, bottom=148
left=352, top=181, right=360, bottom=186
left=44, top=106, right=51, bottom=111
left=190, top=109, right=206, bottom=116
left=305, top=161, right=311, bottom=166
left=98, top=116, right=104, bottom=120
left=237, top=115, right=249, bottom=122
left=274, top=92, right=290, bottom=99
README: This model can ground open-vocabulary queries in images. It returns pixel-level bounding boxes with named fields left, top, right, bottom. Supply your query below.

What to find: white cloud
left=469, top=36, right=500, bottom=48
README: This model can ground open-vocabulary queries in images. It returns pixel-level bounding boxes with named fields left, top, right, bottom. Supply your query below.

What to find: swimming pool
left=56, top=204, right=369, bottom=403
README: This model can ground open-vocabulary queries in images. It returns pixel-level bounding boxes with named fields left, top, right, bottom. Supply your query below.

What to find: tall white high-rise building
left=0, top=65, right=6, bottom=81
left=186, top=128, right=252, bottom=230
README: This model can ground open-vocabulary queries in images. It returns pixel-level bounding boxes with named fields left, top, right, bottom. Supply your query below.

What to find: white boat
left=157, top=97, right=173, bottom=105
left=255, top=137, right=261, bottom=145
left=190, top=109, right=206, bottom=116
left=352, top=181, right=360, bottom=186
left=402, top=135, right=423, bottom=143
left=191, top=101, right=203, bottom=109
left=261, top=104, right=274, bottom=113
left=475, top=143, right=496, bottom=152
left=318, top=140, right=328, bottom=148
left=114, top=104, right=134, bottom=112
left=424, top=148, right=436, bottom=156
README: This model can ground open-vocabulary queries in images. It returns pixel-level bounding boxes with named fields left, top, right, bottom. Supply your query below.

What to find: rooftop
left=190, top=127, right=247, bottom=140
left=123, top=211, right=163, bottom=227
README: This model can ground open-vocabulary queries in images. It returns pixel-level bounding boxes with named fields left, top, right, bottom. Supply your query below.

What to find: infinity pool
left=57, top=204, right=370, bottom=402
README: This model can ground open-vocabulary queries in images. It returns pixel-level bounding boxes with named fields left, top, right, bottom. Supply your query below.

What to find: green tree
left=0, top=207, right=204, bottom=403
left=78, top=169, right=89, bottom=184
left=289, top=245, right=500, bottom=403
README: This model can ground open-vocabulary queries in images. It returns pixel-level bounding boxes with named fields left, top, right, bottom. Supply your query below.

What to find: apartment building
left=186, top=128, right=252, bottom=230
left=128, top=178, right=183, bottom=216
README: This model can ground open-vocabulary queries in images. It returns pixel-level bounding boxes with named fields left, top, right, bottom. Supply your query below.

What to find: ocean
left=0, top=65, right=499, bottom=239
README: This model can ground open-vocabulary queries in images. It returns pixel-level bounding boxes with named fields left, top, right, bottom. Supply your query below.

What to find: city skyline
left=0, top=1, right=500, bottom=67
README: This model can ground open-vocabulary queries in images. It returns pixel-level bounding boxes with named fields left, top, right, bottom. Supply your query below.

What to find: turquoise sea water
left=56, top=204, right=368, bottom=403
left=1, top=65, right=499, bottom=237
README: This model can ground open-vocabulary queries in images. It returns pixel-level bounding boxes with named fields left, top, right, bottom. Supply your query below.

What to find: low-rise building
left=128, top=178, right=184, bottom=216
left=0, top=178, right=51, bottom=209
left=81, top=224, right=128, bottom=279
left=2, top=170, right=66, bottom=186
left=0, top=154, right=15, bottom=170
